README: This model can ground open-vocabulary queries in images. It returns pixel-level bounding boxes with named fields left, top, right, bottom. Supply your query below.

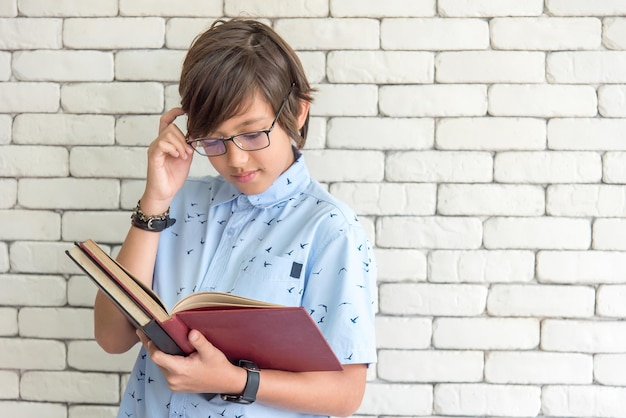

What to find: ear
left=295, top=99, right=311, bottom=131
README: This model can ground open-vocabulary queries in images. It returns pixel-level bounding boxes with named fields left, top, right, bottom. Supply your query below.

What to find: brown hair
left=179, top=19, right=314, bottom=149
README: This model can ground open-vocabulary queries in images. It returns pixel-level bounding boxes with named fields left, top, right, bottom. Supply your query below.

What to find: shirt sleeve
left=300, top=222, right=377, bottom=366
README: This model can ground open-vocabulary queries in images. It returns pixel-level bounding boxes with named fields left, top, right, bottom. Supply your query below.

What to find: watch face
left=239, top=359, right=260, bottom=371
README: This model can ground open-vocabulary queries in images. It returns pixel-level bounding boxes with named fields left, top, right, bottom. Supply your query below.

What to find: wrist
left=137, top=196, right=171, bottom=216
left=221, top=360, right=260, bottom=404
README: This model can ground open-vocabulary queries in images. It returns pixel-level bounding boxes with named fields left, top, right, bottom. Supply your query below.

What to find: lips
left=232, top=170, right=258, bottom=184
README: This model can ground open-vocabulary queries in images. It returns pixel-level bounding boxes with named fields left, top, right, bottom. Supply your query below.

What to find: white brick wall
left=1, top=1, right=625, bottom=417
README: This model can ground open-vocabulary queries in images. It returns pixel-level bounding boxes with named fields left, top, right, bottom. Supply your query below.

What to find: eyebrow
left=211, top=115, right=273, bottom=138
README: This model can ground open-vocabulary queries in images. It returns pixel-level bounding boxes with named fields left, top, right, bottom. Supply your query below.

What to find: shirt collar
left=211, top=152, right=311, bottom=209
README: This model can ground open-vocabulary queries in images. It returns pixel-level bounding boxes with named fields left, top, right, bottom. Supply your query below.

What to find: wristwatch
left=221, top=360, right=260, bottom=404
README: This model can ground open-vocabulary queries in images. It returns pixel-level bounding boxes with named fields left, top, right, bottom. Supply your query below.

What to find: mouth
left=231, top=170, right=259, bottom=184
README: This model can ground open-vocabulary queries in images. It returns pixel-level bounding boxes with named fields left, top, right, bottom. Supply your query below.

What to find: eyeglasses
left=186, top=83, right=295, bottom=157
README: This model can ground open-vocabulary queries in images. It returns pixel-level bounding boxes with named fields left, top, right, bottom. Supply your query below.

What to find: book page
left=172, top=291, right=280, bottom=313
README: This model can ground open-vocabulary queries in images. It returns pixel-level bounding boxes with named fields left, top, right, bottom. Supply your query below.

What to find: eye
left=240, top=132, right=265, bottom=141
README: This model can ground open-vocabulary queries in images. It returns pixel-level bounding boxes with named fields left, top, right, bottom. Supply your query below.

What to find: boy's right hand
left=141, top=107, right=195, bottom=214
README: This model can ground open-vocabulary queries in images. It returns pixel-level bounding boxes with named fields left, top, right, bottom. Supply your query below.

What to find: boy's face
left=206, top=94, right=296, bottom=195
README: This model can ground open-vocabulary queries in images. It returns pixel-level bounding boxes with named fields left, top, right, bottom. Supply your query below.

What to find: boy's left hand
left=137, top=329, right=247, bottom=395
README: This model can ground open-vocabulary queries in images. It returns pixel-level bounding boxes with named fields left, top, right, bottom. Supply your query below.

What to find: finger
left=159, top=107, right=186, bottom=134
left=188, top=330, right=215, bottom=355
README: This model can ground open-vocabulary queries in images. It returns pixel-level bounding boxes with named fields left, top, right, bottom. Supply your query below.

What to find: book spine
left=142, top=320, right=187, bottom=356
left=158, top=315, right=195, bottom=355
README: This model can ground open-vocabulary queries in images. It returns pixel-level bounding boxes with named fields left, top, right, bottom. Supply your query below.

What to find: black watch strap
left=221, top=360, right=260, bottom=404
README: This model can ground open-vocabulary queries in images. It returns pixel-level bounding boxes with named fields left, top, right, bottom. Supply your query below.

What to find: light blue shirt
left=117, top=155, right=377, bottom=418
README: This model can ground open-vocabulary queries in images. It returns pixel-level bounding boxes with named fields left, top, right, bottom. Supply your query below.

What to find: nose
left=224, top=140, right=249, bottom=167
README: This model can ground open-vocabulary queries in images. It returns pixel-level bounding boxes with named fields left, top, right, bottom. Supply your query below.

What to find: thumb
left=188, top=329, right=213, bottom=352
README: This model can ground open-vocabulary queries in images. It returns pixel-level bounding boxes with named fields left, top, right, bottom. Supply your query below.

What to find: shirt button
left=226, top=228, right=235, bottom=236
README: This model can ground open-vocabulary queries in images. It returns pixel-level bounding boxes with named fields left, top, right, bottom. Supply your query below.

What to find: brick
left=68, top=275, right=98, bottom=307
left=331, top=0, right=434, bottom=17
left=13, top=50, right=113, bottom=82
left=0, top=179, right=17, bottom=209
left=376, top=316, right=431, bottom=349
left=62, top=82, right=163, bottom=114
left=604, top=18, right=626, bottom=49
left=115, top=115, right=161, bottom=146
left=486, top=352, right=592, bottom=384
left=115, top=50, right=185, bottom=82
left=297, top=51, right=325, bottom=84
left=381, top=85, right=487, bottom=117
left=546, top=0, right=626, bottom=16
left=275, top=18, right=379, bottom=50
left=605, top=152, right=626, bottom=183
left=0, top=275, right=66, bottom=306
left=542, top=319, right=626, bottom=352
left=69, top=405, right=118, bottom=418
left=18, top=178, right=120, bottom=210
left=0, top=145, right=68, bottom=177
left=0, top=1, right=16, bottom=16
left=538, top=250, right=626, bottom=284
left=436, top=117, right=546, bottom=151
left=438, top=184, right=545, bottom=216
left=10, top=241, right=89, bottom=274
left=547, top=185, right=626, bottom=217
left=548, top=118, right=626, bottom=151
left=21, top=371, right=118, bottom=403
left=435, top=384, right=541, bottom=416
left=375, top=249, right=427, bottom=282
left=487, top=284, right=595, bottom=317
left=120, top=179, right=148, bottom=209
left=594, top=219, right=626, bottom=250
left=0, top=52, right=10, bottom=81
left=491, top=17, right=601, bottom=50
left=548, top=51, right=626, bottom=83
left=19, top=307, right=93, bottom=339
left=328, top=51, right=433, bottom=84
left=63, top=18, right=165, bottom=49
left=0, top=18, right=61, bottom=50
left=330, top=183, right=436, bottom=215
left=0, top=308, right=17, bottom=335
left=484, top=217, right=591, bottom=250
left=597, top=285, right=626, bottom=317
left=310, top=84, right=378, bottom=117
left=0, top=114, right=10, bottom=144
left=494, top=151, right=601, bottom=183
left=0, top=338, right=65, bottom=369
left=120, top=0, right=221, bottom=16
left=164, top=83, right=182, bottom=110
left=165, top=18, right=216, bottom=49
left=68, top=341, right=139, bottom=372
left=62, top=211, right=130, bottom=243
left=0, top=82, right=60, bottom=113
left=0, top=371, right=18, bottom=398
left=489, top=84, right=597, bottom=117
left=328, top=117, right=434, bottom=150
left=437, top=51, right=545, bottom=83
left=0, top=401, right=66, bottom=418
left=358, top=383, right=432, bottom=416
left=387, top=151, right=492, bottom=183
left=439, top=0, right=544, bottom=17
left=544, top=385, right=626, bottom=417
left=14, top=114, right=115, bottom=146
left=598, top=85, right=626, bottom=117
left=433, top=318, right=539, bottom=350
left=226, top=0, right=326, bottom=17
left=69, top=146, right=147, bottom=178
left=0, top=210, right=60, bottom=241
left=429, top=250, right=535, bottom=283
left=0, top=243, right=8, bottom=273
left=379, top=350, right=483, bottom=382
left=305, top=150, right=383, bottom=182
left=380, top=283, right=487, bottom=316
left=377, top=216, right=483, bottom=249
left=595, top=354, right=626, bottom=385
left=382, top=18, right=489, bottom=50
left=18, top=0, right=118, bottom=16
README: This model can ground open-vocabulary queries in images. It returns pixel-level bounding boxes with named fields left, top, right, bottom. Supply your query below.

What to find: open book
left=66, top=239, right=342, bottom=372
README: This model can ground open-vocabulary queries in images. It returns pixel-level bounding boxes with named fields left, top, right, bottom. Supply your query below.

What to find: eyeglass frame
left=186, top=83, right=295, bottom=157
